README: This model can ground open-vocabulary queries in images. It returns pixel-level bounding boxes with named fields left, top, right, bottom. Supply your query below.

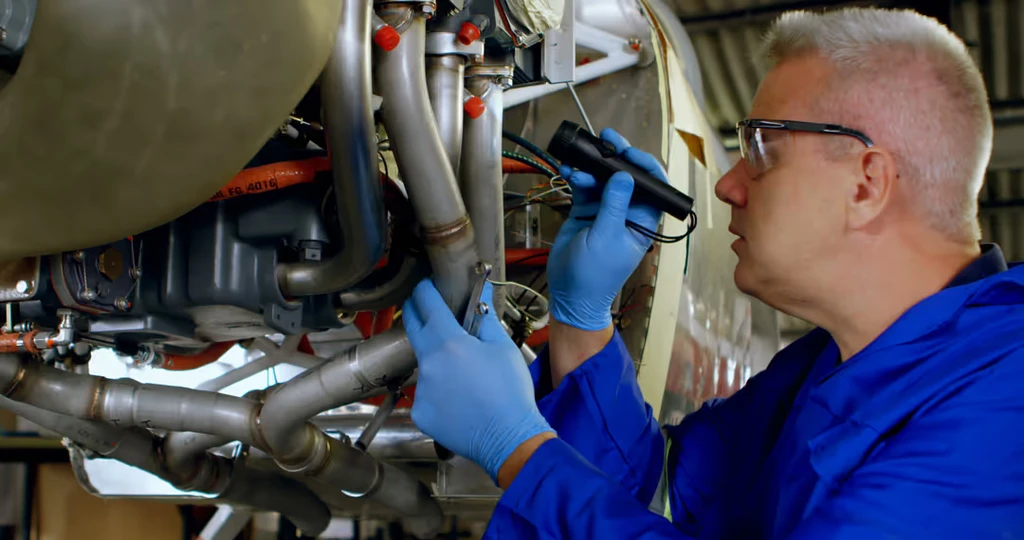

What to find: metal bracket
left=461, top=262, right=492, bottom=336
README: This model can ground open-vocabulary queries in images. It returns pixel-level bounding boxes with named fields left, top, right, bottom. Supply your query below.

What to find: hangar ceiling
left=672, top=0, right=1024, bottom=262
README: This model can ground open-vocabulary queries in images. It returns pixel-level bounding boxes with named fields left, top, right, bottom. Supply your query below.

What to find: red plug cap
left=374, top=26, right=401, bottom=52
left=464, top=96, right=486, bottom=119
left=458, top=22, right=481, bottom=45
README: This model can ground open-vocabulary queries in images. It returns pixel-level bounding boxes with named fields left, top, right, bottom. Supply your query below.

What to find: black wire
left=516, top=268, right=547, bottom=305
left=502, top=130, right=561, bottom=171
left=502, top=150, right=557, bottom=177
left=504, top=198, right=572, bottom=216
left=573, top=211, right=698, bottom=244
left=523, top=281, right=548, bottom=314
left=378, top=150, right=390, bottom=181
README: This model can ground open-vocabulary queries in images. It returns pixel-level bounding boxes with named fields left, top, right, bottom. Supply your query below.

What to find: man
left=403, top=7, right=1024, bottom=538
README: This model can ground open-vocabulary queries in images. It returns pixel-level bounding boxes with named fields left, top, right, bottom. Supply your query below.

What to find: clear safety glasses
left=736, top=119, right=874, bottom=176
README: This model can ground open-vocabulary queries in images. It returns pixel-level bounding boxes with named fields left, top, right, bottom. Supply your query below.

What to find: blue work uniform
left=486, top=244, right=1024, bottom=539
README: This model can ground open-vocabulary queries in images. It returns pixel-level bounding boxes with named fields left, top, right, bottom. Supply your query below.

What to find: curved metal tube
left=378, top=13, right=479, bottom=312
left=336, top=250, right=432, bottom=312
left=426, top=55, right=467, bottom=174
left=313, top=413, right=438, bottom=461
left=0, top=356, right=262, bottom=446
left=164, top=431, right=233, bottom=471
left=0, top=396, right=332, bottom=535
left=0, top=352, right=440, bottom=535
left=462, top=75, right=507, bottom=318
left=259, top=328, right=415, bottom=461
left=277, top=0, right=387, bottom=297
left=220, top=464, right=333, bottom=534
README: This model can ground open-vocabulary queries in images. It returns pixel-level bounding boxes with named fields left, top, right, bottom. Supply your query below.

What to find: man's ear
left=847, top=148, right=898, bottom=230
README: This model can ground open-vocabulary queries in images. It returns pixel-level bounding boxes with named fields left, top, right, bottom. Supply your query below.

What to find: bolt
left=114, top=297, right=130, bottom=311
left=73, top=250, right=86, bottom=262
left=12, top=322, right=35, bottom=333
left=81, top=288, right=97, bottom=301
left=130, top=267, right=142, bottom=279
left=14, top=280, right=30, bottom=294
left=476, top=302, right=490, bottom=316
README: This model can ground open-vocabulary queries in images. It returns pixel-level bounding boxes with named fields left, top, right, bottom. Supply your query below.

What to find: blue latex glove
left=403, top=279, right=554, bottom=481
left=548, top=128, right=669, bottom=331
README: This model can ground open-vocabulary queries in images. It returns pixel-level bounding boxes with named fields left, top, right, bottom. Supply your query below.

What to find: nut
left=81, top=288, right=97, bottom=301
left=14, top=280, right=30, bottom=294
left=114, top=297, right=131, bottom=311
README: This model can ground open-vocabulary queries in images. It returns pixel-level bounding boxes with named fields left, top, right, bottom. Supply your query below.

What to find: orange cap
left=374, top=26, right=401, bottom=52
left=458, top=22, right=481, bottom=45
left=464, top=96, right=486, bottom=119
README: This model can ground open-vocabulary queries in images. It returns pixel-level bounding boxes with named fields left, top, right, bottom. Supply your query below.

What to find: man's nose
left=715, top=164, right=748, bottom=208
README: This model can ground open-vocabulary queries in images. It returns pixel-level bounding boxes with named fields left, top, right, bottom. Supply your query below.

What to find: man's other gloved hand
left=403, top=279, right=554, bottom=482
left=548, top=128, right=669, bottom=331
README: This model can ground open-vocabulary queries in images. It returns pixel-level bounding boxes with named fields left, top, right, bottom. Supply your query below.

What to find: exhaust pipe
left=277, top=0, right=387, bottom=297
left=0, top=395, right=332, bottom=536
left=377, top=9, right=479, bottom=313
left=0, top=353, right=442, bottom=537
left=462, top=66, right=512, bottom=318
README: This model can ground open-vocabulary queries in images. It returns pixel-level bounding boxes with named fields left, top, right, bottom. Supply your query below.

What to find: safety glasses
left=736, top=119, right=874, bottom=175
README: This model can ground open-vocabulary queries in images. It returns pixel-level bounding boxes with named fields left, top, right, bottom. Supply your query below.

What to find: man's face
left=715, top=55, right=855, bottom=304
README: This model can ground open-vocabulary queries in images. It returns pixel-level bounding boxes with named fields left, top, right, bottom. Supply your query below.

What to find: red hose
left=506, top=248, right=550, bottom=267
left=208, top=157, right=330, bottom=202
left=502, top=157, right=551, bottom=175
left=160, top=341, right=236, bottom=371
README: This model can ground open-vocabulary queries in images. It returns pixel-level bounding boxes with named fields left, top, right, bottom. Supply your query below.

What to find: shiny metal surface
left=378, top=16, right=467, bottom=229
left=277, top=0, right=387, bottom=297
left=0, top=257, right=40, bottom=302
left=0, top=0, right=341, bottom=258
left=0, top=355, right=261, bottom=445
left=313, top=413, right=438, bottom=461
left=426, top=54, right=467, bottom=174
left=258, top=328, right=414, bottom=459
left=378, top=14, right=479, bottom=312
left=462, top=72, right=509, bottom=317
left=424, top=31, right=485, bottom=57
left=0, top=395, right=331, bottom=534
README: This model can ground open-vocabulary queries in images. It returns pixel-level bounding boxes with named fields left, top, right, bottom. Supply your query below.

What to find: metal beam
left=680, top=0, right=887, bottom=32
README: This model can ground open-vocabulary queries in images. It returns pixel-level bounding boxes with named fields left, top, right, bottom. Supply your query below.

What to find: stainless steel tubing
left=259, top=328, right=414, bottom=461
left=462, top=73, right=508, bottom=317
left=164, top=432, right=234, bottom=471
left=0, top=396, right=331, bottom=535
left=426, top=55, right=467, bottom=175
left=336, top=249, right=432, bottom=312
left=219, top=465, right=332, bottom=535
left=0, top=355, right=261, bottom=446
left=377, top=13, right=479, bottom=312
left=277, top=0, right=387, bottom=297
left=355, top=391, right=401, bottom=451
left=313, top=413, right=438, bottom=461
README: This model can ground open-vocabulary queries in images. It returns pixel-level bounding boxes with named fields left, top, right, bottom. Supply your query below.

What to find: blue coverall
left=485, top=244, right=1024, bottom=539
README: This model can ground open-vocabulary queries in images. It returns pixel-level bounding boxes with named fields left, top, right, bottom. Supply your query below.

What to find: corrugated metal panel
left=674, top=0, right=1024, bottom=260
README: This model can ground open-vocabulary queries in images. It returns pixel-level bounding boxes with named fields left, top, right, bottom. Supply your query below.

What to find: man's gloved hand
left=548, top=128, right=669, bottom=331
left=403, top=279, right=554, bottom=482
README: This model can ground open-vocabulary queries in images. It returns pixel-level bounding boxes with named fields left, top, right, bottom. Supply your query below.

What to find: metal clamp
left=462, top=262, right=492, bottom=336
left=425, top=31, right=484, bottom=58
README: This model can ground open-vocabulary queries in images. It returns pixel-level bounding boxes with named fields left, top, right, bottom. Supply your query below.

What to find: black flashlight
left=547, top=121, right=694, bottom=222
